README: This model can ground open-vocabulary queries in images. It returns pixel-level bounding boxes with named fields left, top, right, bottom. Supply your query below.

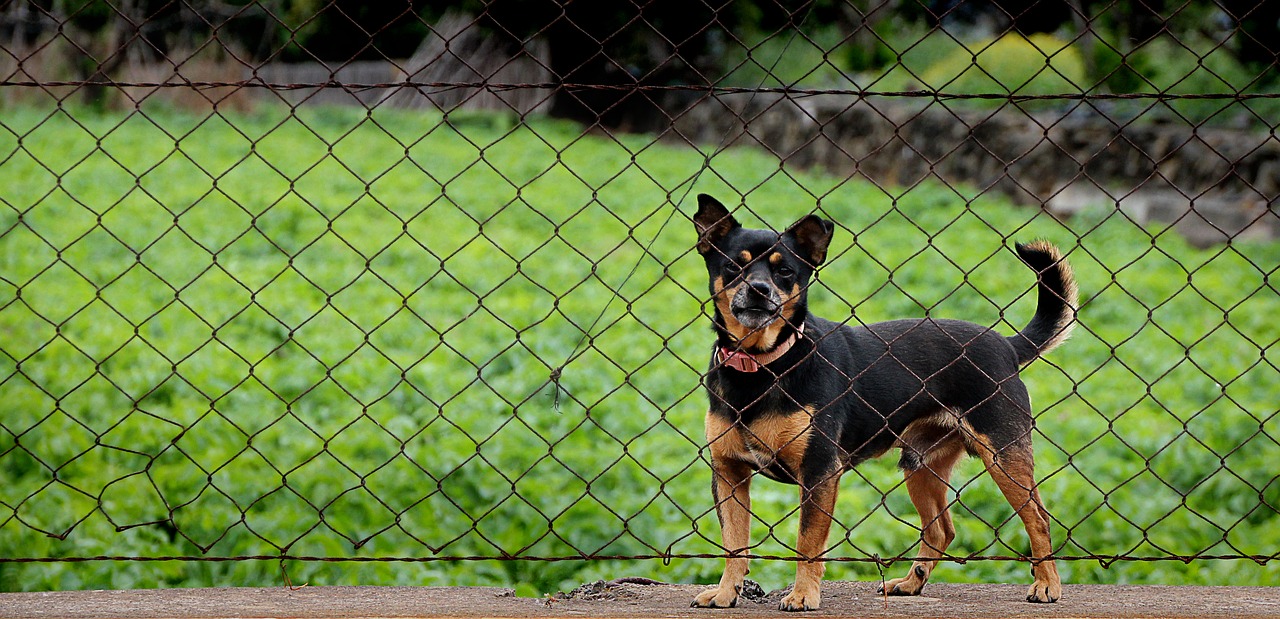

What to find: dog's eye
left=723, top=262, right=742, bottom=278
left=776, top=266, right=795, bottom=279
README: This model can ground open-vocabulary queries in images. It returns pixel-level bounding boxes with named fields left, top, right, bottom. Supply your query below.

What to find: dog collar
left=717, top=324, right=805, bottom=373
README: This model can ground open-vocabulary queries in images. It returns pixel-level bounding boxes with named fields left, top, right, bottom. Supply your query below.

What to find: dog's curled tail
left=1009, top=240, right=1078, bottom=365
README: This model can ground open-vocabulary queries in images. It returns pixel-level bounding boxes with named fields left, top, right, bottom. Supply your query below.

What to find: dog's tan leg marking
left=880, top=439, right=965, bottom=596
left=779, top=469, right=840, bottom=611
left=694, top=415, right=753, bottom=608
left=972, top=433, right=1062, bottom=603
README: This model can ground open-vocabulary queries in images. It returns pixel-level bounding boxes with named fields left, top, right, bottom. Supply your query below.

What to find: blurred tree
left=269, top=0, right=431, bottom=62
left=476, top=0, right=732, bottom=126
left=1219, top=0, right=1280, bottom=85
left=8, top=0, right=1273, bottom=115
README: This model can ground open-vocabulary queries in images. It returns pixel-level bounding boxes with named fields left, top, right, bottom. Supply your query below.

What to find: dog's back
left=802, top=316, right=1027, bottom=465
left=810, top=240, right=1076, bottom=467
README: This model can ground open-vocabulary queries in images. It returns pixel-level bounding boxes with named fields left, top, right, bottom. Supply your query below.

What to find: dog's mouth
left=737, top=304, right=773, bottom=323
left=732, top=307, right=777, bottom=331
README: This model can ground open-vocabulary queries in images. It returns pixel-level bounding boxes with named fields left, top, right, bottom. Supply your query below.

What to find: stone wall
left=671, top=94, right=1280, bottom=246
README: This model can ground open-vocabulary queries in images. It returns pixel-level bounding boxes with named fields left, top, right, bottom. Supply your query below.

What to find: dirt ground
left=4, top=580, right=1280, bottom=619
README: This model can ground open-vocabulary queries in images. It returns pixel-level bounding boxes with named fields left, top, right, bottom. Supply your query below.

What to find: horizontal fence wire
left=5, top=81, right=1280, bottom=99
left=1, top=0, right=1278, bottom=592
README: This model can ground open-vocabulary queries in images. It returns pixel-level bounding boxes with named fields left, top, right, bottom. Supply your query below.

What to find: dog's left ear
left=785, top=214, right=835, bottom=267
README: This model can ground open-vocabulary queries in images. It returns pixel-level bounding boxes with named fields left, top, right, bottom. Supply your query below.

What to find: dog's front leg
left=693, top=458, right=753, bottom=608
left=779, top=470, right=841, bottom=611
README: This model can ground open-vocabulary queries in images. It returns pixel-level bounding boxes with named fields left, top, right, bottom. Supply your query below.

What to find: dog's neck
left=717, top=323, right=805, bottom=372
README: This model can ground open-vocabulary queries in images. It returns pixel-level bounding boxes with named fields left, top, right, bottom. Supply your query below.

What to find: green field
left=1, top=103, right=1277, bottom=593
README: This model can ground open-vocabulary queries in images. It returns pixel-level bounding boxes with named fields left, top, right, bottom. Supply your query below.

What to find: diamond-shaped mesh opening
left=2, top=0, right=1278, bottom=594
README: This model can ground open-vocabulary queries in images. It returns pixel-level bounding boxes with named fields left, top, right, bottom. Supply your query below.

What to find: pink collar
left=717, top=324, right=805, bottom=373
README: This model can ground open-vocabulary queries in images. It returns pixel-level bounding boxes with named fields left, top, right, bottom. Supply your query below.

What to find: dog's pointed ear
left=694, top=194, right=739, bottom=255
left=785, top=214, right=835, bottom=267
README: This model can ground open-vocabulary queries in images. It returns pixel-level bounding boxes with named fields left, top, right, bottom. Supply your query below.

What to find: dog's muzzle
left=731, top=281, right=782, bottom=331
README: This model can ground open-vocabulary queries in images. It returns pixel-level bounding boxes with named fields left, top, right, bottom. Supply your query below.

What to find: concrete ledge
left=3, top=582, right=1280, bottom=619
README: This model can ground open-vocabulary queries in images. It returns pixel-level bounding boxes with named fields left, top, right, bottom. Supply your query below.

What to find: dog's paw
left=691, top=585, right=738, bottom=608
left=778, top=583, right=820, bottom=611
left=1026, top=578, right=1061, bottom=603
left=876, top=575, right=925, bottom=596
left=877, top=563, right=930, bottom=596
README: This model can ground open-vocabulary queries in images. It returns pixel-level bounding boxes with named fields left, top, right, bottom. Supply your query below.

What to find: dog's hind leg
left=879, top=438, right=965, bottom=596
left=974, top=437, right=1062, bottom=603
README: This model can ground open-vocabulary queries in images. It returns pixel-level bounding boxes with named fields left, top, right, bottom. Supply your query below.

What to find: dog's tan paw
left=877, top=563, right=930, bottom=596
left=778, top=583, right=820, bottom=611
left=692, top=585, right=739, bottom=608
left=1026, top=578, right=1061, bottom=603
left=877, top=575, right=924, bottom=596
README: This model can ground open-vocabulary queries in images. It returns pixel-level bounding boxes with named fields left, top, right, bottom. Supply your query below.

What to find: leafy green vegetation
left=915, top=33, right=1086, bottom=96
left=724, top=21, right=1280, bottom=124
left=1, top=104, right=1277, bottom=593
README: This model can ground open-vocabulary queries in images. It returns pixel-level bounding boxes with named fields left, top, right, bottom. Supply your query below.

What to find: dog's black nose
left=747, top=281, right=773, bottom=297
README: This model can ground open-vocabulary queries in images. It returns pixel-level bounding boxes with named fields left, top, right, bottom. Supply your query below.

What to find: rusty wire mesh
left=1, top=0, right=1278, bottom=592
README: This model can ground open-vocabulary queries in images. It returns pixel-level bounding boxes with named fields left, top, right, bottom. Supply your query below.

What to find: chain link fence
left=1, top=0, right=1277, bottom=593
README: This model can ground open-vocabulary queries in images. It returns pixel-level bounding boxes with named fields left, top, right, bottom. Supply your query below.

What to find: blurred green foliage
left=917, top=34, right=1086, bottom=96
left=722, top=18, right=1280, bottom=125
left=1, top=104, right=1277, bottom=594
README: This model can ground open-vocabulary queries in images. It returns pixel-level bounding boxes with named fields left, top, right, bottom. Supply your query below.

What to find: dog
left=689, top=194, right=1075, bottom=611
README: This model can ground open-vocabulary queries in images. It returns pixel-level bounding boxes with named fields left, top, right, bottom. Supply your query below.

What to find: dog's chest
left=705, top=408, right=815, bottom=480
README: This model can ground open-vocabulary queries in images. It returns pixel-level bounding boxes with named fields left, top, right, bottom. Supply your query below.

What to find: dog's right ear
left=694, top=194, right=738, bottom=255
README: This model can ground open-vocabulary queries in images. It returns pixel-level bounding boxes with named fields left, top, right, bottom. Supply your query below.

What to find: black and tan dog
left=689, top=194, right=1076, bottom=611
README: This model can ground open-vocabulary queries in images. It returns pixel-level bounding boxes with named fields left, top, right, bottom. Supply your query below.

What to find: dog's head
left=693, top=193, right=834, bottom=351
